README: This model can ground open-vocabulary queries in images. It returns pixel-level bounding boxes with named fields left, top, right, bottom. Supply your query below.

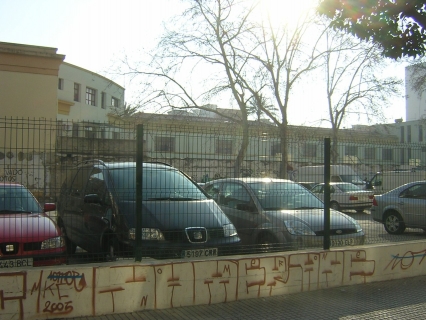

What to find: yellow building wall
left=0, top=70, right=58, bottom=120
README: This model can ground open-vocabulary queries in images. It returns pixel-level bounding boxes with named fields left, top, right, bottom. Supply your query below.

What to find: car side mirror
left=43, top=203, right=56, bottom=212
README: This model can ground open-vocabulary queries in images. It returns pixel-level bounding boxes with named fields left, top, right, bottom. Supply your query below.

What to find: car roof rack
left=143, top=161, right=172, bottom=167
left=76, top=159, right=106, bottom=167
left=75, top=159, right=172, bottom=168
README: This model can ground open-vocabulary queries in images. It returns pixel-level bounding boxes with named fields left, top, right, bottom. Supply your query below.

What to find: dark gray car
left=204, top=178, right=364, bottom=253
left=57, top=160, right=240, bottom=260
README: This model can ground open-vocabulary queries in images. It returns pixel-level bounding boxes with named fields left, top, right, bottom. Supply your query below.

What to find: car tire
left=330, top=202, right=341, bottom=212
left=103, top=235, right=117, bottom=262
left=59, top=222, right=77, bottom=254
left=383, top=211, right=406, bottom=235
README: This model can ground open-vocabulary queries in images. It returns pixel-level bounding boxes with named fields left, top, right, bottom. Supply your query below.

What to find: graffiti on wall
left=0, top=246, right=422, bottom=320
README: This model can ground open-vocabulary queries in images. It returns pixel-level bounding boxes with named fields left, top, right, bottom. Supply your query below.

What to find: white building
left=405, top=64, right=426, bottom=121
left=57, top=62, right=125, bottom=123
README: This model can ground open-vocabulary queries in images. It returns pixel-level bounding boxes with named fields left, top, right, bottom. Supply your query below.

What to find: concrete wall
left=2, top=241, right=426, bottom=319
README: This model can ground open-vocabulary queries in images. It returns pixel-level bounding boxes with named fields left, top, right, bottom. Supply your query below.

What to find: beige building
left=0, top=42, right=65, bottom=120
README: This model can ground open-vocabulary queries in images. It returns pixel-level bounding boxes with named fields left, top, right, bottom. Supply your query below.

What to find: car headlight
left=129, top=228, right=165, bottom=240
left=345, top=215, right=363, bottom=232
left=284, top=220, right=316, bottom=236
left=41, top=236, right=65, bottom=249
left=223, top=223, right=238, bottom=237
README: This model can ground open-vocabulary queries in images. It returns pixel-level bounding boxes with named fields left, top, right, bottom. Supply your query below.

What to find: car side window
left=401, top=184, right=426, bottom=199
left=222, top=183, right=251, bottom=210
left=204, top=183, right=221, bottom=202
left=85, top=168, right=110, bottom=205
left=70, top=167, right=92, bottom=197
left=311, top=185, right=324, bottom=194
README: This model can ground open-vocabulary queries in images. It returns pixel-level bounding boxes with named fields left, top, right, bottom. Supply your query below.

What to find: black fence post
left=324, top=138, right=331, bottom=250
left=135, top=124, right=143, bottom=261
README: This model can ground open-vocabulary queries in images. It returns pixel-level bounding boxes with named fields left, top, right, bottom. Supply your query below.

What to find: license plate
left=331, top=238, right=355, bottom=247
left=0, top=258, right=33, bottom=268
left=182, top=248, right=218, bottom=259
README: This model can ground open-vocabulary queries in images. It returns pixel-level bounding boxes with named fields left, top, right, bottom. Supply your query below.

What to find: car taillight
left=372, top=197, right=378, bottom=206
left=349, top=195, right=358, bottom=201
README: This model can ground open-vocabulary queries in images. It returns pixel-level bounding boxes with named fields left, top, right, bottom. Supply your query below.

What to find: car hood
left=264, top=208, right=359, bottom=232
left=0, top=213, right=60, bottom=242
left=117, top=199, right=232, bottom=230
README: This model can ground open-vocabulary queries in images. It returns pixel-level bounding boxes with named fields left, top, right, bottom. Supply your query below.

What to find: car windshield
left=0, top=186, right=42, bottom=213
left=340, top=175, right=364, bottom=185
left=247, top=181, right=324, bottom=210
left=109, top=167, right=207, bottom=201
left=336, top=183, right=363, bottom=192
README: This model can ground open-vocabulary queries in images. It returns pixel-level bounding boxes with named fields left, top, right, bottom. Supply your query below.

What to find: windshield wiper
left=263, top=207, right=286, bottom=210
left=146, top=197, right=198, bottom=201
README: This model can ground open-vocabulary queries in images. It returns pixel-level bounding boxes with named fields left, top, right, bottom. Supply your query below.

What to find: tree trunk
left=234, top=119, right=249, bottom=177
left=279, top=125, right=289, bottom=179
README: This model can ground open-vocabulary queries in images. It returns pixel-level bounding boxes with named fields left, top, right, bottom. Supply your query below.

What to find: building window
left=419, top=125, right=423, bottom=142
left=101, top=92, right=106, bottom=109
left=84, top=126, right=96, bottom=139
left=271, top=142, right=281, bottom=156
left=111, top=97, right=119, bottom=108
left=345, top=145, right=358, bottom=156
left=407, top=125, right=411, bottom=143
left=382, top=148, right=393, bottom=161
left=216, top=139, right=233, bottom=155
left=400, top=127, right=404, bottom=143
left=303, top=143, right=317, bottom=158
left=155, top=136, right=175, bottom=152
left=58, top=78, right=64, bottom=90
left=74, top=83, right=81, bottom=102
left=72, top=123, right=79, bottom=137
left=365, top=147, right=376, bottom=160
left=112, top=132, right=121, bottom=140
left=86, top=87, right=97, bottom=106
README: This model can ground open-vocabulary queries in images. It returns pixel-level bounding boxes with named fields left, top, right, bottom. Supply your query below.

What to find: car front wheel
left=383, top=211, right=406, bottom=235
left=102, top=235, right=117, bottom=262
left=59, top=223, right=77, bottom=254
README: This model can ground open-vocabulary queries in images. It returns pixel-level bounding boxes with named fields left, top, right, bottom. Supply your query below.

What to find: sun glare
left=256, top=0, right=318, bottom=29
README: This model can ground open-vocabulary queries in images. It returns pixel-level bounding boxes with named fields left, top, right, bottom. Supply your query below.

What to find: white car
left=310, top=182, right=374, bottom=213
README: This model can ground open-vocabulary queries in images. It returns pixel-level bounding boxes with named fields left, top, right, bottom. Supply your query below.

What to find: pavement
left=69, top=274, right=426, bottom=320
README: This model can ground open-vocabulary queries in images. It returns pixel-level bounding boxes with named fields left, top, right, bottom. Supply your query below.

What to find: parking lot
left=56, top=208, right=426, bottom=265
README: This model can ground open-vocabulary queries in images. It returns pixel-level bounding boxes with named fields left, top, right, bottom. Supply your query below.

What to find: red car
left=0, top=183, right=66, bottom=267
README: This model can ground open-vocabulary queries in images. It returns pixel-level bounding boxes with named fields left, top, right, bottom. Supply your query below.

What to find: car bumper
left=290, top=232, right=365, bottom=249
left=121, top=236, right=242, bottom=259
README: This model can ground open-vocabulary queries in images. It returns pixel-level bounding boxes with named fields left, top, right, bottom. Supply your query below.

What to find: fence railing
left=1, top=118, right=425, bottom=266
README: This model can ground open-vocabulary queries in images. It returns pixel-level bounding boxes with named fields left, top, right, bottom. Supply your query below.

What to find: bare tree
left=119, top=0, right=270, bottom=177
left=322, top=31, right=402, bottom=163
left=241, top=9, right=329, bottom=177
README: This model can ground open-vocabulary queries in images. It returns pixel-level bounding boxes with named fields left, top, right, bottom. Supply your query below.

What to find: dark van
left=57, top=160, right=240, bottom=260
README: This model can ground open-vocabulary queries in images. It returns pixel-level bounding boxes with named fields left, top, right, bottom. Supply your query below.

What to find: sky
left=0, top=0, right=407, bottom=127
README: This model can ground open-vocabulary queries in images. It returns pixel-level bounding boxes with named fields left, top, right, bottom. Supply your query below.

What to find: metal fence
left=1, top=117, right=425, bottom=266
